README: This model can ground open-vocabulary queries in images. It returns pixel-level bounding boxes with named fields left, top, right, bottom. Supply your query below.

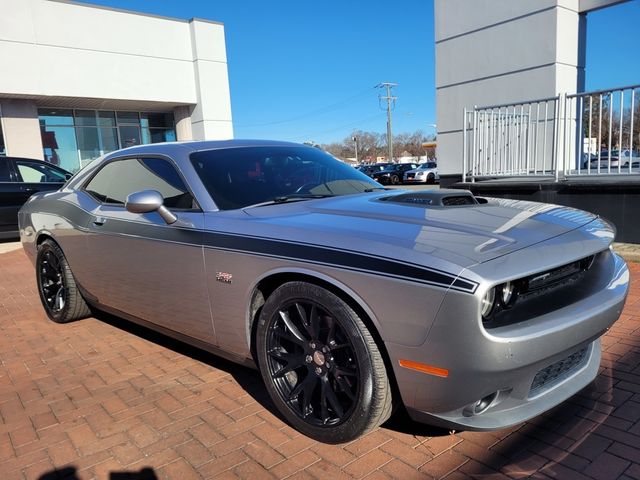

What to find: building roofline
left=47, top=0, right=223, bottom=26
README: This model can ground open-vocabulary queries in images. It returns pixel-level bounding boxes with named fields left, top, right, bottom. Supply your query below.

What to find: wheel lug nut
left=305, top=355, right=313, bottom=363
left=310, top=342, right=316, bottom=349
left=325, top=362, right=331, bottom=369
left=322, top=347, right=328, bottom=353
left=315, top=367, right=322, bottom=375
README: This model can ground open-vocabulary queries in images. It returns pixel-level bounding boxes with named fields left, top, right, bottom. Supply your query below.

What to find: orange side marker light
left=399, top=359, right=449, bottom=378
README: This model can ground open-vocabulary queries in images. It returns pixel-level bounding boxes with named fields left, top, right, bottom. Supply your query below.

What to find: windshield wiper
left=273, top=193, right=335, bottom=203
left=244, top=193, right=335, bottom=209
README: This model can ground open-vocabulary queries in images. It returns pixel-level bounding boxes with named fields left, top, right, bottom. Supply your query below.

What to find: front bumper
left=404, top=177, right=427, bottom=183
left=388, top=250, right=628, bottom=431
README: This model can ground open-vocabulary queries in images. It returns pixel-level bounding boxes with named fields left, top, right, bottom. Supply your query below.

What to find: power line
left=284, top=112, right=385, bottom=142
left=235, top=87, right=373, bottom=127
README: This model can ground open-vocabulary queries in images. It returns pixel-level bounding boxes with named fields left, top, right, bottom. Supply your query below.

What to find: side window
left=0, top=160, right=10, bottom=182
left=15, top=160, right=67, bottom=183
left=84, top=157, right=195, bottom=209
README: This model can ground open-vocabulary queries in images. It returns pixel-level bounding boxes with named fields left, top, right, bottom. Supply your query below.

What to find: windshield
left=420, top=162, right=437, bottom=169
left=190, top=146, right=382, bottom=210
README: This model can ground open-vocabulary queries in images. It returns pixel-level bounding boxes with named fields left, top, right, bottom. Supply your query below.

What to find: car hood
left=238, top=191, right=604, bottom=269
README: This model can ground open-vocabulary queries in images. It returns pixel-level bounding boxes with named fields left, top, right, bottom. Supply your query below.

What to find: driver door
left=81, top=156, right=216, bottom=345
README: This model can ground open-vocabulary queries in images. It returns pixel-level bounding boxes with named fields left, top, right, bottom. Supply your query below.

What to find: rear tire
left=427, top=173, right=435, bottom=184
left=256, top=282, right=393, bottom=443
left=36, top=239, right=91, bottom=323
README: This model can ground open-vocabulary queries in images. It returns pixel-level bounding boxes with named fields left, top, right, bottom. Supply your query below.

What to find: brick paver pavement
left=1, top=248, right=639, bottom=480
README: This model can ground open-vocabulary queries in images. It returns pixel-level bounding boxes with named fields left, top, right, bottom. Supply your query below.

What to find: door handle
left=93, top=217, right=106, bottom=226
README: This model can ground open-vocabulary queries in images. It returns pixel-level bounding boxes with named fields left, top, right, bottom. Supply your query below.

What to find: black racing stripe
left=43, top=201, right=478, bottom=293
left=203, top=231, right=477, bottom=292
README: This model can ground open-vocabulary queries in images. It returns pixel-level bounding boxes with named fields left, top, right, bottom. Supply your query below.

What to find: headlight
left=416, top=172, right=424, bottom=176
left=481, top=288, right=496, bottom=319
left=499, top=281, right=517, bottom=307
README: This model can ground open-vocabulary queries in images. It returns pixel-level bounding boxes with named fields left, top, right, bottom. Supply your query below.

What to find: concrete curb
left=613, top=242, right=640, bottom=264
left=0, top=242, right=22, bottom=255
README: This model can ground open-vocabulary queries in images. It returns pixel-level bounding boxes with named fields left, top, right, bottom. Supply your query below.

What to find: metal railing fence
left=463, top=84, right=640, bottom=182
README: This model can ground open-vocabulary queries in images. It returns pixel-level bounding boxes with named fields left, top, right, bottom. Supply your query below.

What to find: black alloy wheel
left=427, top=173, right=435, bottom=184
left=36, top=240, right=91, bottom=323
left=256, top=282, right=393, bottom=443
left=39, top=248, right=66, bottom=313
left=390, top=174, right=400, bottom=185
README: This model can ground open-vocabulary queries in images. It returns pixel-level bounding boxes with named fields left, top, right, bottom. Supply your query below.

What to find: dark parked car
left=357, top=163, right=391, bottom=178
left=0, top=157, right=71, bottom=239
left=371, top=163, right=418, bottom=185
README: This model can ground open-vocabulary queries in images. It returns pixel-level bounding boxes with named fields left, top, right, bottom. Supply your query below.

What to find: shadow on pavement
left=38, top=466, right=158, bottom=480
left=92, top=309, right=451, bottom=438
left=93, top=309, right=284, bottom=419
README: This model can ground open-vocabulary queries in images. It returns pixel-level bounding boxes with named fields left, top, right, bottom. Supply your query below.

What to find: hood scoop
left=379, top=189, right=483, bottom=207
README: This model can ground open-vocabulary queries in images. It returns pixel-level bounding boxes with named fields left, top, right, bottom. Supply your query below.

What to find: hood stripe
left=43, top=200, right=479, bottom=293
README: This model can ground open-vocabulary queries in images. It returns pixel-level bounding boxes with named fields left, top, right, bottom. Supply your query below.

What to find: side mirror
left=125, top=190, right=177, bottom=224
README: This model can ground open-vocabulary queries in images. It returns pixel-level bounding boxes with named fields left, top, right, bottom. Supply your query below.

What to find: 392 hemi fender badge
left=216, top=272, right=233, bottom=284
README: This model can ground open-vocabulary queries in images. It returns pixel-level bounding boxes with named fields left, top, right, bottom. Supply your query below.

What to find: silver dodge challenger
left=19, top=140, right=628, bottom=444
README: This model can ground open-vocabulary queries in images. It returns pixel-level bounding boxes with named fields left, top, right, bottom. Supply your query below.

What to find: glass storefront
left=38, top=109, right=176, bottom=172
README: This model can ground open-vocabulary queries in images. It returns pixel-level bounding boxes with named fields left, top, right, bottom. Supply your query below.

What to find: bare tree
left=321, top=129, right=434, bottom=162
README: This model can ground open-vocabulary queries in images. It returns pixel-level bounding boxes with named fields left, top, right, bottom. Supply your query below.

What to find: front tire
left=256, top=282, right=393, bottom=443
left=36, top=239, right=91, bottom=323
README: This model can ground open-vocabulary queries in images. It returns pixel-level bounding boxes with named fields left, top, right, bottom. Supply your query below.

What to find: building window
left=38, top=109, right=176, bottom=172
left=39, top=109, right=79, bottom=173
left=142, top=113, right=177, bottom=144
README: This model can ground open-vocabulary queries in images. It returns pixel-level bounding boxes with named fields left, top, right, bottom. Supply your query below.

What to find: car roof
left=0, top=156, right=71, bottom=173
left=0, top=156, right=50, bottom=162
left=107, top=139, right=306, bottom=158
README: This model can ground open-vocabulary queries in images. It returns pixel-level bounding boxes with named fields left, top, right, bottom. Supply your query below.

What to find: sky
left=85, top=0, right=639, bottom=145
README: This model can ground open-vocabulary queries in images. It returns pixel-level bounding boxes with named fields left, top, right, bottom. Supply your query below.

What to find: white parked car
left=404, top=162, right=438, bottom=184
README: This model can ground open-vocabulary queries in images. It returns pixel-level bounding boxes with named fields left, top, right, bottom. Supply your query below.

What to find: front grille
left=524, top=256, right=594, bottom=293
left=529, top=346, right=589, bottom=397
left=483, top=251, right=604, bottom=330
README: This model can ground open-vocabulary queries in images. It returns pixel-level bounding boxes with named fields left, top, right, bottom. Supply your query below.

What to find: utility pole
left=352, top=136, right=358, bottom=164
left=377, top=82, right=397, bottom=162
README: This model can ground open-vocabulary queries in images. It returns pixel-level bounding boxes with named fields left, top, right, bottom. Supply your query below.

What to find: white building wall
left=0, top=100, right=43, bottom=159
left=434, top=0, right=628, bottom=181
left=0, top=0, right=233, bottom=157
left=189, top=20, right=234, bottom=140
